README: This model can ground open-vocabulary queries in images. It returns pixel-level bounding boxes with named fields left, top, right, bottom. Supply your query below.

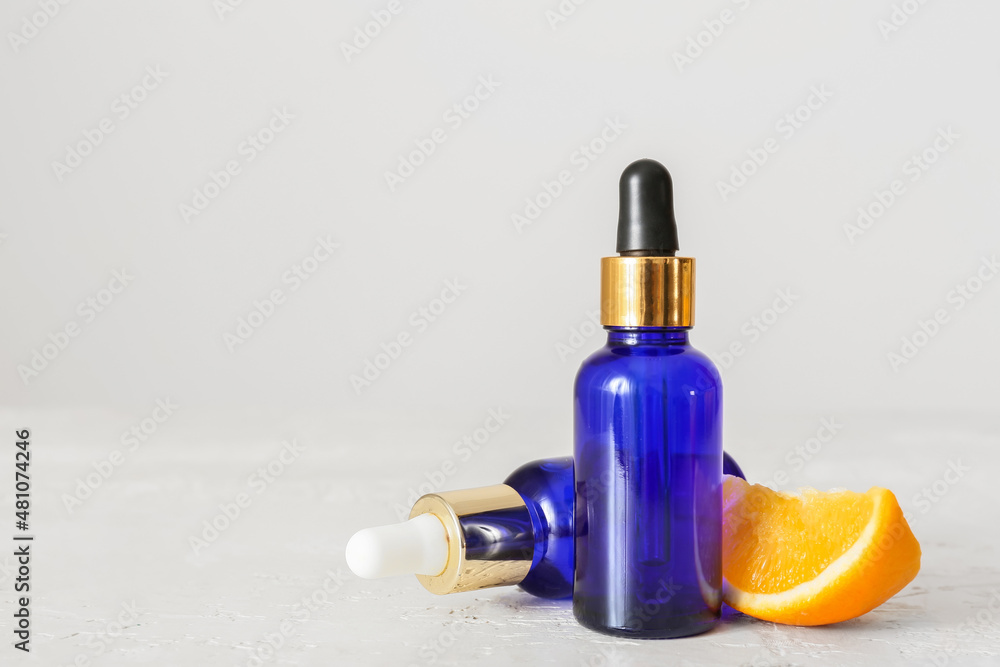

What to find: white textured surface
left=2, top=408, right=998, bottom=666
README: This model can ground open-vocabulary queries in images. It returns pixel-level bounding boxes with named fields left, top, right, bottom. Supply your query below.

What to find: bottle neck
left=410, top=485, right=533, bottom=594
left=605, top=328, right=689, bottom=346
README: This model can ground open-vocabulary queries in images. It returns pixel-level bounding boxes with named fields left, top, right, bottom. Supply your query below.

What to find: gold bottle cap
left=600, top=256, right=694, bottom=328
left=409, top=484, right=534, bottom=595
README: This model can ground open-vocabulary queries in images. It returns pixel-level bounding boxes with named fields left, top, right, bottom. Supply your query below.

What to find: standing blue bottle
left=574, top=159, right=724, bottom=638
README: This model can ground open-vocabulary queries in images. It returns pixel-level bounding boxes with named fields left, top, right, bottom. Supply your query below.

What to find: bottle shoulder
left=504, top=457, right=574, bottom=500
left=575, top=339, right=722, bottom=391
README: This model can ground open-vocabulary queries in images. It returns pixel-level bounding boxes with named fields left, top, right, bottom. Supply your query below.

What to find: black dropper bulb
left=615, top=159, right=679, bottom=257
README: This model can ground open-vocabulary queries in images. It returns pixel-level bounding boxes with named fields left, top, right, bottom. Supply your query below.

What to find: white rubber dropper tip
left=346, top=513, right=449, bottom=580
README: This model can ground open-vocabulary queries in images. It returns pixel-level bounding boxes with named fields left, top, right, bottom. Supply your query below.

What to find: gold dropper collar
left=600, top=256, right=695, bottom=327
left=409, top=484, right=533, bottom=595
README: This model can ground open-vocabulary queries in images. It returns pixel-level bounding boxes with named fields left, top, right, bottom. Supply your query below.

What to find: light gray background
left=1, top=1, right=998, bottom=665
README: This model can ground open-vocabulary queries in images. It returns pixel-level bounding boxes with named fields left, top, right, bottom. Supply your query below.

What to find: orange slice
left=722, top=474, right=921, bottom=626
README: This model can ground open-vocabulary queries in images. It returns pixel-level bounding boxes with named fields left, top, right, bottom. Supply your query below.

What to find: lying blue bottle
left=345, top=453, right=743, bottom=599
left=574, top=159, right=725, bottom=638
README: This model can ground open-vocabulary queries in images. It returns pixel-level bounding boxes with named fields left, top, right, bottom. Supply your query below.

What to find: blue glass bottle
left=574, top=329, right=723, bottom=636
left=573, top=159, right=724, bottom=638
left=504, top=457, right=575, bottom=598
left=511, top=451, right=740, bottom=600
